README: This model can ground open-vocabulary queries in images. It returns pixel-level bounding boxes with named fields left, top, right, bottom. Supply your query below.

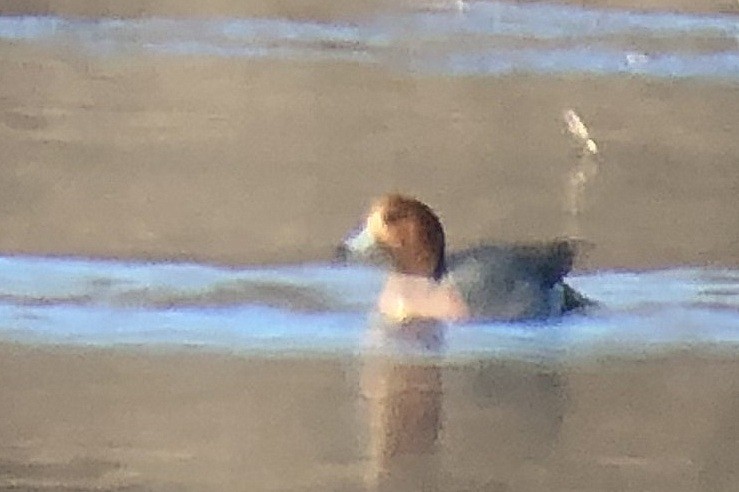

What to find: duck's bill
left=344, top=224, right=376, bottom=253
left=335, top=224, right=388, bottom=267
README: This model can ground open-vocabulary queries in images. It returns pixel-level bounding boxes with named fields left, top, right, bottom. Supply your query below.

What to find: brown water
left=1, top=344, right=738, bottom=491
left=0, top=1, right=737, bottom=269
left=1, top=0, right=738, bottom=490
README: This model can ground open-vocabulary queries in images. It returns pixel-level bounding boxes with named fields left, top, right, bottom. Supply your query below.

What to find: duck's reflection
left=360, top=317, right=445, bottom=490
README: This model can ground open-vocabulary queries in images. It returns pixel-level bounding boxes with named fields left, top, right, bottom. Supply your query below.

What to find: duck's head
left=337, top=194, right=447, bottom=280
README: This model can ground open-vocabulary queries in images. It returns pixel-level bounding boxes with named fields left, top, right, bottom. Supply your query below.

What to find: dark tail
left=562, top=283, right=597, bottom=313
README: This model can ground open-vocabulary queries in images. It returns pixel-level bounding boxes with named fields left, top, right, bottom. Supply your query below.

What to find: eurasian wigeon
left=337, top=193, right=592, bottom=322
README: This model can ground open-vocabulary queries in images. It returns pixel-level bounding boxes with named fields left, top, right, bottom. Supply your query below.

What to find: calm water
left=1, top=255, right=738, bottom=358
left=1, top=1, right=737, bottom=357
left=0, top=1, right=737, bottom=79
left=1, top=5, right=737, bottom=491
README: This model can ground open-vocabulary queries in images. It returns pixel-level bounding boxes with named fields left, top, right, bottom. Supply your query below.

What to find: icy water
left=1, top=255, right=738, bottom=358
left=0, top=0, right=737, bottom=79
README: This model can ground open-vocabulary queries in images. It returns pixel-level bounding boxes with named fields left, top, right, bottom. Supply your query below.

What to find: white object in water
left=563, top=109, right=599, bottom=155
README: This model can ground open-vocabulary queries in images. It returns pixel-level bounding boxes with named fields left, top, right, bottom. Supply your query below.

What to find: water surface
left=2, top=255, right=737, bottom=359
left=1, top=1, right=737, bottom=79
left=1, top=2, right=738, bottom=490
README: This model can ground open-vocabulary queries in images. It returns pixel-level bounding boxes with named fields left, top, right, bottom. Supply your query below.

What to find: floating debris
left=562, top=109, right=601, bottom=237
left=563, top=109, right=599, bottom=155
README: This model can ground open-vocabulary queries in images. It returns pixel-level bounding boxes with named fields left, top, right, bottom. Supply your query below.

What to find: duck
left=336, top=193, right=593, bottom=323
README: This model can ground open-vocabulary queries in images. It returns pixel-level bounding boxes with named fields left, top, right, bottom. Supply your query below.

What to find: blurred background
left=1, top=0, right=737, bottom=270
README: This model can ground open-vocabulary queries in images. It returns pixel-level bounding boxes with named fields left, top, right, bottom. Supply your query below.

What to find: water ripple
left=0, top=255, right=737, bottom=358
left=0, top=1, right=737, bottom=79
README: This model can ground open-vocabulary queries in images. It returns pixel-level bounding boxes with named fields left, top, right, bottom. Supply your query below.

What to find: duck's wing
left=448, top=239, right=578, bottom=288
left=446, top=239, right=586, bottom=320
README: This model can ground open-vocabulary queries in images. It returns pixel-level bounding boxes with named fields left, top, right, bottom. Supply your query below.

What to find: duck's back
left=446, top=240, right=582, bottom=321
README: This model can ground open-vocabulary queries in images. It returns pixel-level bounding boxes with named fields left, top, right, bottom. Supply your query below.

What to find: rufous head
left=340, top=194, right=447, bottom=280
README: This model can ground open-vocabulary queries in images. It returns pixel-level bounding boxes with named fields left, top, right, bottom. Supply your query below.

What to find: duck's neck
left=379, top=272, right=469, bottom=323
left=390, top=233, right=446, bottom=280
left=432, top=256, right=447, bottom=281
